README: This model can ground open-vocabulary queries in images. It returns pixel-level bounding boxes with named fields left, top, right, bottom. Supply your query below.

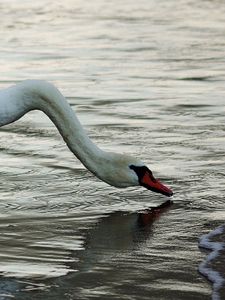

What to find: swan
left=0, top=80, right=173, bottom=197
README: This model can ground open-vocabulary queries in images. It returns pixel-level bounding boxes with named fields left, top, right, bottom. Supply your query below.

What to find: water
left=0, top=0, right=225, bottom=299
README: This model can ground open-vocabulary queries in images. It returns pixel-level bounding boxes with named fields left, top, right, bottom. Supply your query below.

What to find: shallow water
left=0, top=0, right=225, bottom=299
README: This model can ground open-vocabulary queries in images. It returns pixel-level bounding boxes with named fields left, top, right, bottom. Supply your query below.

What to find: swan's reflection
left=137, top=199, right=173, bottom=227
left=75, top=200, right=173, bottom=273
left=47, top=200, right=174, bottom=300
left=0, top=201, right=173, bottom=300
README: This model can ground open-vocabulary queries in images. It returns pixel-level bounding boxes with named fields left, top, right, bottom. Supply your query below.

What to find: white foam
left=199, top=225, right=225, bottom=300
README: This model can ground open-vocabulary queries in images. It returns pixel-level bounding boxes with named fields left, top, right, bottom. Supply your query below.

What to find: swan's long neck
left=0, top=80, right=105, bottom=177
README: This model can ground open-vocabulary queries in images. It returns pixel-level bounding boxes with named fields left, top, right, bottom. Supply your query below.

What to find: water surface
left=1, top=0, right=225, bottom=299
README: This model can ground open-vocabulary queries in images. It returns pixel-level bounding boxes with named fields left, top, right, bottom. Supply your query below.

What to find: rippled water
left=0, top=0, right=225, bottom=299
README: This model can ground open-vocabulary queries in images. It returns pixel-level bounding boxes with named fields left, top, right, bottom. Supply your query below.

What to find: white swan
left=0, top=80, right=173, bottom=196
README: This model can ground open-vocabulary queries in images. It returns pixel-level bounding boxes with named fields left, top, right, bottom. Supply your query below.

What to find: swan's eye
left=129, top=165, right=152, bottom=181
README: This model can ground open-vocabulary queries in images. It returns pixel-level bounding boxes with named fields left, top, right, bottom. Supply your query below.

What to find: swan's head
left=98, top=153, right=173, bottom=197
left=129, top=164, right=173, bottom=197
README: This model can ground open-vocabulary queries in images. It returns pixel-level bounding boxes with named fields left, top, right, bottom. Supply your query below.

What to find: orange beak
left=141, top=172, right=173, bottom=197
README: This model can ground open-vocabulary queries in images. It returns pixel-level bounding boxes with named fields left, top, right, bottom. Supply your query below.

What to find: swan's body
left=0, top=80, right=173, bottom=196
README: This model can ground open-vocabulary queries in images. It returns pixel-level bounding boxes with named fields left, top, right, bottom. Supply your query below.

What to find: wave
left=199, top=225, right=225, bottom=300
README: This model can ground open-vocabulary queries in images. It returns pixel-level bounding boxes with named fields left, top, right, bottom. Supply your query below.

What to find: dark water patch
left=0, top=124, right=54, bottom=138
left=120, top=46, right=157, bottom=53
left=0, top=146, right=56, bottom=160
left=178, top=76, right=217, bottom=82
left=170, top=103, right=213, bottom=109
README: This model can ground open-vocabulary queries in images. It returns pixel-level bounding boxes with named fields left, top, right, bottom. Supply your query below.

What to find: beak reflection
left=137, top=200, right=173, bottom=227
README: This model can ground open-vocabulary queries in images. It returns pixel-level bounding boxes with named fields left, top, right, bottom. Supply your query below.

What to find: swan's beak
left=140, top=172, right=173, bottom=197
